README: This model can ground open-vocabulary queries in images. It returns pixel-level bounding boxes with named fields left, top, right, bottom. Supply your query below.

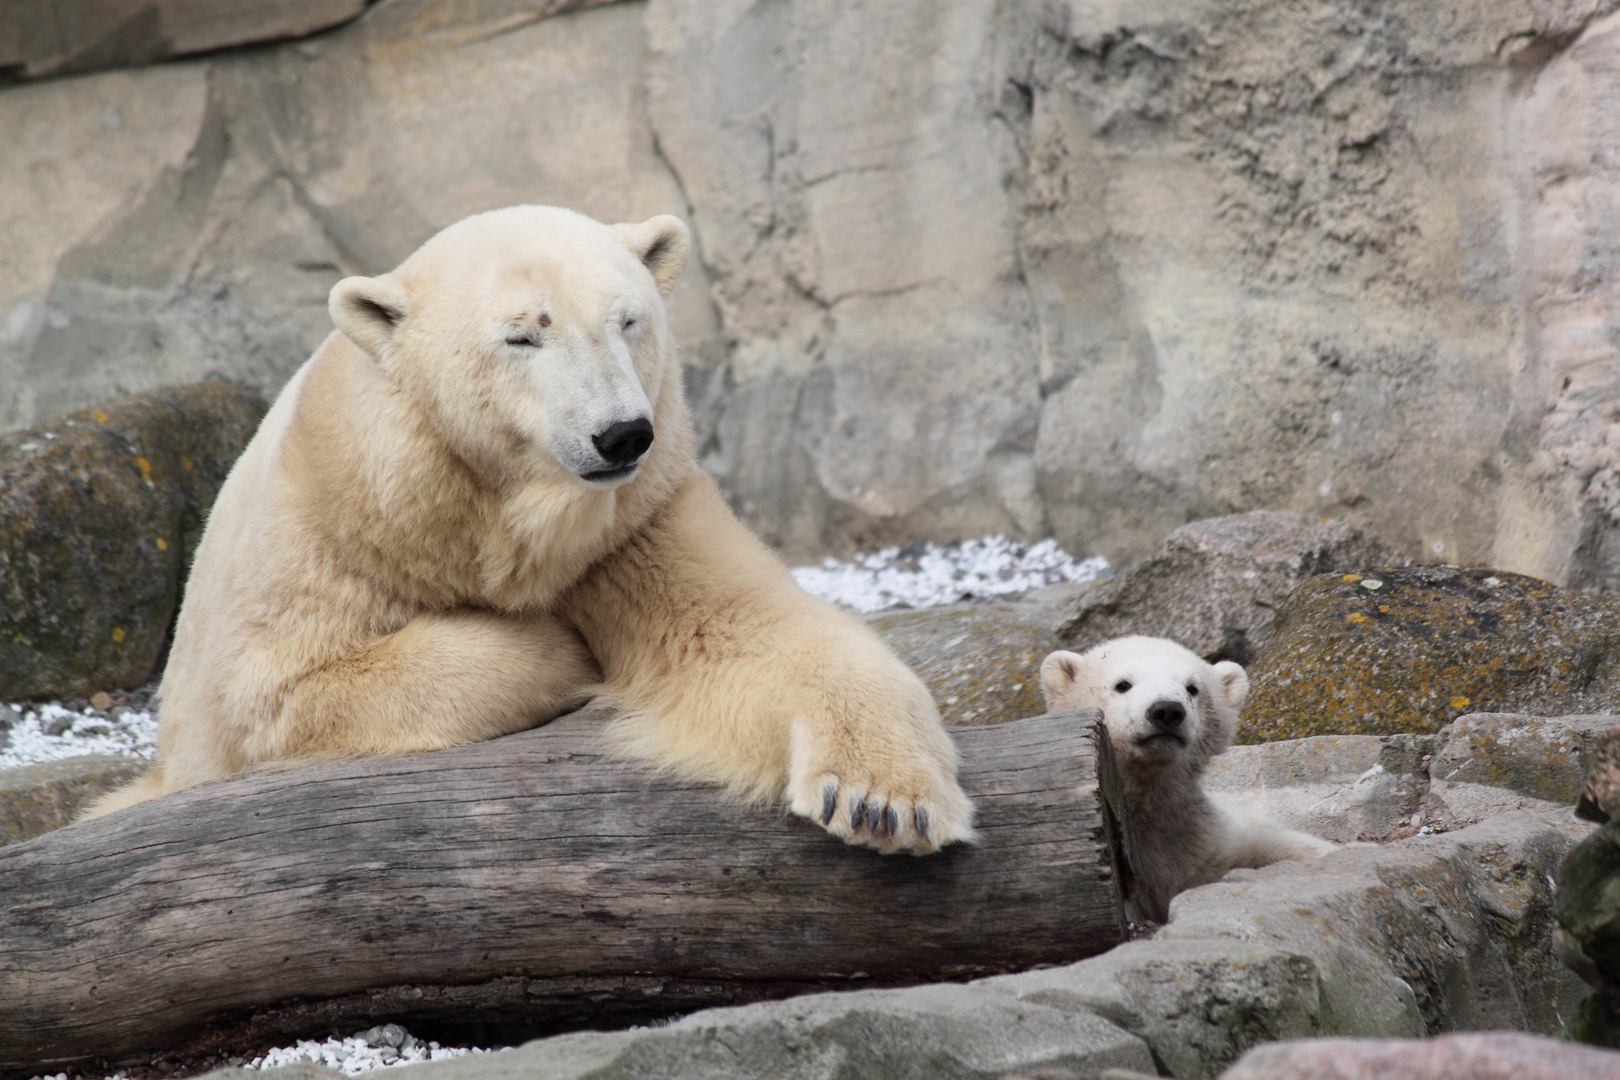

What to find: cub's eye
left=505, top=332, right=534, bottom=347
left=622, top=316, right=637, bottom=331
left=1187, top=684, right=1199, bottom=697
left=1114, top=680, right=1132, bottom=694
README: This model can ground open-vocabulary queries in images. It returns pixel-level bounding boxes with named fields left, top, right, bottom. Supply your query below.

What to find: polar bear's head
left=326, top=205, right=690, bottom=487
left=1039, top=636, right=1247, bottom=777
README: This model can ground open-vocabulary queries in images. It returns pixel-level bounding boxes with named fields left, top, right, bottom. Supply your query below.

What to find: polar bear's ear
left=330, top=275, right=411, bottom=359
left=614, top=215, right=691, bottom=297
left=1039, top=650, right=1085, bottom=711
left=1213, top=660, right=1250, bottom=712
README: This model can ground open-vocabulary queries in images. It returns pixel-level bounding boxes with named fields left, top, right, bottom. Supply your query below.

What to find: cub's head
left=1039, top=636, right=1247, bottom=777
left=327, top=205, right=690, bottom=487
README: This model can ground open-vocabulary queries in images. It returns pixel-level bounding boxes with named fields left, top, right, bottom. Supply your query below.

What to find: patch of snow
left=0, top=702, right=157, bottom=769
left=791, top=535, right=1108, bottom=614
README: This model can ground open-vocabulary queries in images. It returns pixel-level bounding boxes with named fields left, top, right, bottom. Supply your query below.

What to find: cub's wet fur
left=1042, top=635, right=1336, bottom=921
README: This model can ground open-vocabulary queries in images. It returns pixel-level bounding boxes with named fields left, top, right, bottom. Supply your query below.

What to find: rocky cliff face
left=5, top=0, right=1620, bottom=579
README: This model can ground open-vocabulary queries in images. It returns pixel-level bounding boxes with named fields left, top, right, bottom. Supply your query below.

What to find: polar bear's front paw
left=785, top=722, right=975, bottom=855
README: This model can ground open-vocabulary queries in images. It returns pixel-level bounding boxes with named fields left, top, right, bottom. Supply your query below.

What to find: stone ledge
left=0, top=755, right=149, bottom=846
left=1205, top=733, right=1433, bottom=842
left=1432, top=712, right=1618, bottom=806
left=984, top=808, right=1588, bottom=1075
left=203, top=804, right=1586, bottom=1080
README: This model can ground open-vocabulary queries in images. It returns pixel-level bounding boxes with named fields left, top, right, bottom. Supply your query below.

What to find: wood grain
left=0, top=707, right=1127, bottom=1072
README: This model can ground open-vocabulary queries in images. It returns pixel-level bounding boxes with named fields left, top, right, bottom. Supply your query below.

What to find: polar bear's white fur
left=85, top=205, right=972, bottom=855
left=1041, top=635, right=1334, bottom=920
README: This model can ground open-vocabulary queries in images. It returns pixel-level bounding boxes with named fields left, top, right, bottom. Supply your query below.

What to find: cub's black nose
left=1147, top=700, right=1185, bottom=730
left=592, top=417, right=654, bottom=466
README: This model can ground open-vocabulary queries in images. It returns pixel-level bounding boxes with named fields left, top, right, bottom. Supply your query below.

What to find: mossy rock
left=1557, top=820, right=1620, bottom=981
left=0, top=380, right=266, bottom=700
left=866, top=603, right=1057, bottom=726
left=1555, top=819, right=1620, bottom=1045
left=1560, top=988, right=1620, bottom=1048
left=1239, top=564, right=1620, bottom=743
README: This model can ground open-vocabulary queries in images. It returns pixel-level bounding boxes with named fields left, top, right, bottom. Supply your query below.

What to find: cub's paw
left=1281, top=830, right=1340, bottom=861
left=785, top=718, right=976, bottom=855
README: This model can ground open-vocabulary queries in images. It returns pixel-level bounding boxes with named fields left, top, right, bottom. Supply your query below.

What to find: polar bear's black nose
left=1147, top=700, right=1185, bottom=730
left=592, top=417, right=654, bottom=466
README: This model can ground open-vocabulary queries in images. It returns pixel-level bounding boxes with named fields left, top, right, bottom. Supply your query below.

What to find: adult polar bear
left=88, top=206, right=973, bottom=854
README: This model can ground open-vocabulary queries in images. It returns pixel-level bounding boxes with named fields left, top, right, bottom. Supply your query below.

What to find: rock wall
left=7, top=0, right=1620, bottom=576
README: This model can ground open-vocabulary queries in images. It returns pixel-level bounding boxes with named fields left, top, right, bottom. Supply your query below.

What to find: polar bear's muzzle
left=579, top=416, right=654, bottom=483
left=1136, top=698, right=1189, bottom=749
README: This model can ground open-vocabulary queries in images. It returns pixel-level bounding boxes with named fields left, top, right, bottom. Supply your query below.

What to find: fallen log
left=0, top=707, right=1132, bottom=1073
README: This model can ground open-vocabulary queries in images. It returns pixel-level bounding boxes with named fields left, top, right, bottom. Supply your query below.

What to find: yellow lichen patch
left=1342, top=574, right=1363, bottom=582
left=111, top=627, right=126, bottom=643
left=1238, top=564, right=1620, bottom=743
left=180, top=455, right=193, bottom=471
left=135, top=456, right=152, bottom=480
left=91, top=410, right=109, bottom=423
left=155, top=538, right=168, bottom=551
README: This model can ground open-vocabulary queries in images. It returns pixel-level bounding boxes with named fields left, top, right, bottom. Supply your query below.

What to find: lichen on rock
left=1238, top=565, right=1620, bottom=743
left=0, top=380, right=265, bottom=700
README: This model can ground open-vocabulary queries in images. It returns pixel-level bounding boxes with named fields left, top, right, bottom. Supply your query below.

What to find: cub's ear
left=330, top=275, right=410, bottom=359
left=614, top=215, right=691, bottom=297
left=1213, top=660, right=1250, bottom=712
left=1039, top=650, right=1086, bottom=712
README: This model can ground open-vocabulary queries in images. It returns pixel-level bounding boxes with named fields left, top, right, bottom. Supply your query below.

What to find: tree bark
left=0, top=708, right=1130, bottom=1073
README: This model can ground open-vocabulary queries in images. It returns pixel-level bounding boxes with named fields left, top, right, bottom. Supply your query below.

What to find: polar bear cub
left=1040, top=635, right=1335, bottom=921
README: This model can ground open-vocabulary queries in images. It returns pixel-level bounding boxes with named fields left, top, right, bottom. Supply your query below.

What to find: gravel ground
left=245, top=1026, right=491, bottom=1074
left=9, top=534, right=1105, bottom=1079
left=1, top=687, right=158, bottom=771
left=26, top=1027, right=491, bottom=1080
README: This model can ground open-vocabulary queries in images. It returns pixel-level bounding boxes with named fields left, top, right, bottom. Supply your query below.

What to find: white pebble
left=242, top=1030, right=494, bottom=1075
left=0, top=701, right=158, bottom=770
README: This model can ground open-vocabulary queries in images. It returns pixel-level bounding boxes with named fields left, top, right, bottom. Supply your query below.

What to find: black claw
left=850, top=796, right=868, bottom=831
left=883, top=805, right=899, bottom=837
left=820, top=784, right=838, bottom=825
left=865, top=800, right=882, bottom=834
left=914, top=806, right=930, bottom=838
